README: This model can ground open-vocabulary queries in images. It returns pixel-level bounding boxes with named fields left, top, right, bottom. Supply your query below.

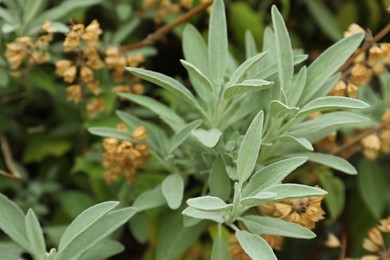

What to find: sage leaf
left=211, top=236, right=231, bottom=260
left=88, top=127, right=132, bottom=141
left=170, top=120, right=202, bottom=153
left=278, top=135, right=313, bottom=151
left=235, top=230, right=277, bottom=260
left=181, top=59, right=214, bottom=95
left=224, top=80, right=274, bottom=100
left=240, top=192, right=277, bottom=207
left=318, top=172, right=345, bottom=222
left=241, top=215, right=315, bottom=239
left=227, top=52, right=268, bottom=85
left=209, top=156, right=231, bottom=200
left=192, top=128, right=222, bottom=148
left=187, top=196, right=232, bottom=212
left=288, top=66, right=307, bottom=107
left=25, top=209, right=46, bottom=258
left=245, top=30, right=257, bottom=60
left=182, top=207, right=225, bottom=224
left=237, top=111, right=264, bottom=184
left=80, top=239, right=124, bottom=260
left=265, top=184, right=327, bottom=201
left=162, top=173, right=184, bottom=210
left=133, top=185, right=166, bottom=211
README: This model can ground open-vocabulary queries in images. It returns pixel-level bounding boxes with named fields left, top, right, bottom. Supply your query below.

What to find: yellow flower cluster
left=102, top=125, right=149, bottom=184
left=361, top=217, right=390, bottom=259
left=142, top=0, right=193, bottom=23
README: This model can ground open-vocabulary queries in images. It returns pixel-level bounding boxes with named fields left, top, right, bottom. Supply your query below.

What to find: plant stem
left=0, top=134, right=21, bottom=180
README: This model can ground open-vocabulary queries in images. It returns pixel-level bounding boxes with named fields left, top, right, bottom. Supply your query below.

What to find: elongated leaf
left=209, top=156, right=231, bottom=200
left=133, top=185, right=166, bottom=211
left=255, top=54, right=308, bottom=80
left=265, top=184, right=327, bottom=201
left=318, top=172, right=345, bottom=222
left=236, top=230, right=277, bottom=260
left=241, top=215, right=315, bottom=239
left=288, top=112, right=368, bottom=142
left=278, top=135, right=313, bottom=151
left=224, top=80, right=273, bottom=100
left=211, top=236, right=231, bottom=260
left=310, top=72, right=341, bottom=101
left=270, top=100, right=299, bottom=118
left=80, top=239, right=124, bottom=260
left=240, top=192, right=276, bottom=207
left=162, top=174, right=184, bottom=209
left=182, top=207, right=225, bottom=224
left=208, top=0, right=228, bottom=84
left=126, top=67, right=199, bottom=107
left=237, top=111, right=264, bottom=184
left=288, top=66, right=307, bottom=107
left=57, top=207, right=137, bottom=260
left=25, top=209, right=46, bottom=258
left=290, top=152, right=357, bottom=175
left=170, top=120, right=202, bottom=153
left=180, top=59, right=213, bottom=98
left=299, top=33, right=364, bottom=104
left=243, top=157, right=307, bottom=197
left=227, top=52, right=268, bottom=85
left=245, top=31, right=257, bottom=60
left=187, top=196, right=231, bottom=212
left=192, top=128, right=222, bottom=148
left=88, top=127, right=132, bottom=141
left=22, top=0, right=46, bottom=25
left=0, top=194, right=30, bottom=251
left=0, top=242, right=23, bottom=260
left=297, top=96, right=369, bottom=117
left=112, top=18, right=139, bottom=44
left=59, top=201, right=119, bottom=251
left=272, top=5, right=293, bottom=90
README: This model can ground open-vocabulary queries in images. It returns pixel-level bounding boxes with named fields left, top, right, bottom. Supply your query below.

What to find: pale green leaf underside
left=192, top=128, right=222, bottom=148
left=182, top=207, right=225, bottom=223
left=236, top=230, right=277, bottom=260
left=162, top=173, right=184, bottom=210
left=224, top=80, right=274, bottom=100
left=186, top=196, right=231, bottom=212
left=211, top=236, right=231, bottom=260
left=25, top=209, right=46, bottom=258
left=264, top=184, right=327, bottom=201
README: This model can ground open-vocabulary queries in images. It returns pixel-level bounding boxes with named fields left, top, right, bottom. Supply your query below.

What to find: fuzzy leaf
left=209, top=156, right=231, bottom=201
left=88, top=127, right=132, bottom=141
left=224, top=80, right=273, bottom=100
left=237, top=111, right=264, bottom=184
left=25, top=209, right=46, bottom=259
left=227, top=52, right=268, bottom=85
left=170, top=120, right=202, bottom=153
left=236, top=230, right=277, bottom=260
left=278, top=135, right=313, bottom=151
left=182, top=208, right=225, bottom=224
left=162, top=174, right=184, bottom=210
left=240, top=192, right=277, bottom=207
left=180, top=59, right=214, bottom=100
left=288, top=66, right=307, bottom=107
left=186, top=196, right=231, bottom=212
left=211, top=236, right=231, bottom=260
left=192, top=128, right=222, bottom=148
left=183, top=24, right=209, bottom=77
left=319, top=173, right=345, bottom=222
left=133, top=185, right=166, bottom=211
left=265, top=184, right=327, bottom=201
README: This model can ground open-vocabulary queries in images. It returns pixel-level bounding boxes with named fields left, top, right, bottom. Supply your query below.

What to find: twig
left=121, top=0, right=213, bottom=52
left=338, top=23, right=390, bottom=73
left=339, top=233, right=347, bottom=260
left=0, top=134, right=21, bottom=180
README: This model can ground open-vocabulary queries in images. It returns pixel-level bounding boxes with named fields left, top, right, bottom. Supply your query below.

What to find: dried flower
left=55, top=60, right=72, bottom=77
left=344, top=23, right=365, bottom=37
left=132, top=125, right=148, bottom=140
left=80, top=66, right=94, bottom=83
left=86, top=98, right=108, bottom=118
left=361, top=134, right=381, bottom=160
left=66, top=85, right=82, bottom=103
left=82, top=20, right=102, bottom=47
left=325, top=233, right=341, bottom=248
left=64, top=31, right=80, bottom=52
left=63, top=65, right=77, bottom=83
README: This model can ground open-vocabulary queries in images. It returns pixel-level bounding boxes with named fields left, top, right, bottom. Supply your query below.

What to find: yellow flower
left=63, top=65, right=77, bottom=83
left=361, top=134, right=381, bottom=160
left=66, top=85, right=82, bottom=103
left=131, top=125, right=148, bottom=140
left=80, top=66, right=94, bottom=83
left=64, top=31, right=80, bottom=52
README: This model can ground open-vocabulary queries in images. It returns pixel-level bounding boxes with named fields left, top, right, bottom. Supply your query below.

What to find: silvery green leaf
left=318, top=173, right=345, bottom=222
left=288, top=66, right=307, bottom=107
left=290, top=152, right=357, bottom=175
left=58, top=201, right=119, bottom=251
left=133, top=185, right=166, bottom=211
left=241, top=215, right=315, bottom=239
left=299, top=33, right=364, bottom=105
left=180, top=59, right=214, bottom=101
left=227, top=52, right=268, bottom=85
left=192, top=128, right=222, bottom=148
left=211, top=236, right=231, bottom=260
left=264, top=184, right=327, bottom=201
left=162, top=173, right=184, bottom=210
left=119, top=93, right=185, bottom=132
left=22, top=0, right=46, bottom=26
left=25, top=209, right=46, bottom=258
left=310, top=72, right=341, bottom=101
left=0, top=7, right=16, bottom=24
left=182, top=207, right=225, bottom=223
left=129, top=212, right=148, bottom=244
left=270, top=100, right=299, bottom=118
left=57, top=207, right=137, bottom=260
left=237, top=111, right=264, bottom=184
left=288, top=112, right=368, bottom=142
left=0, top=242, right=23, bottom=260
left=187, top=196, right=232, bottom=212
left=44, top=248, right=57, bottom=260
left=271, top=5, right=293, bottom=90
left=126, top=67, right=199, bottom=108
left=170, top=120, right=202, bottom=153
left=245, top=30, right=257, bottom=60
left=240, top=192, right=276, bottom=207
left=80, top=239, right=124, bottom=260
left=242, top=157, right=308, bottom=197
left=233, top=182, right=242, bottom=210
left=235, top=230, right=277, bottom=260
left=183, top=215, right=201, bottom=227
left=278, top=135, right=313, bottom=151
left=297, top=96, right=369, bottom=117
left=2, top=23, right=19, bottom=33
left=88, top=127, right=133, bottom=141
left=209, top=156, right=231, bottom=201
left=255, top=54, right=308, bottom=80
left=183, top=24, right=209, bottom=78
left=208, top=0, right=228, bottom=85
left=0, top=193, right=30, bottom=251
left=224, top=79, right=274, bottom=100
left=45, top=21, right=70, bottom=33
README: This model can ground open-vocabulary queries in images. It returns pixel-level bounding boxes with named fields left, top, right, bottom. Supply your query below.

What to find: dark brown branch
left=0, top=134, right=21, bottom=180
left=121, top=0, right=213, bottom=52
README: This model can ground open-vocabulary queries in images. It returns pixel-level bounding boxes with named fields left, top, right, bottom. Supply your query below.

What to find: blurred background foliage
left=1, top=0, right=390, bottom=259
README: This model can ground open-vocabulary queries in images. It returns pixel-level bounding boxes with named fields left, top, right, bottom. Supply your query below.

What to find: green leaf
left=59, top=191, right=95, bottom=219
left=0, top=193, right=30, bottom=251
left=297, top=96, right=369, bottom=117
left=192, top=128, right=222, bottom=148
left=271, top=5, right=293, bottom=91
left=80, top=239, right=124, bottom=260
left=288, top=66, right=307, bottom=107
left=133, top=185, right=166, bottom=211
left=318, top=172, right=345, bottom=222
left=129, top=212, right=148, bottom=244
left=208, top=0, right=228, bottom=85
left=22, top=0, right=46, bottom=26
left=23, top=136, right=72, bottom=163
left=304, top=0, right=343, bottom=41
left=290, top=152, right=357, bottom=175
left=241, top=215, right=315, bottom=239
left=183, top=24, right=209, bottom=77
left=278, top=135, right=313, bottom=151
left=0, top=242, right=23, bottom=260
left=227, top=52, right=268, bottom=85
left=25, top=209, right=46, bottom=259
left=270, top=100, right=299, bottom=118
left=211, top=236, right=231, bottom=260
left=180, top=59, right=214, bottom=99
left=119, top=93, right=185, bottom=132
left=299, top=33, right=364, bottom=105
left=245, top=31, right=258, bottom=60
left=88, top=127, right=132, bottom=141
left=170, top=120, right=202, bottom=153
left=235, top=230, right=277, bottom=260
left=126, top=67, right=199, bottom=108
left=237, top=111, right=264, bottom=184
left=224, top=80, right=274, bottom=100
left=0, top=68, right=10, bottom=88
left=112, top=17, right=140, bottom=44
left=357, top=158, right=388, bottom=219
left=209, top=156, right=231, bottom=201
left=162, top=173, right=184, bottom=210
left=265, top=184, right=327, bottom=201
left=182, top=207, right=225, bottom=224
left=242, top=157, right=307, bottom=197
left=57, top=207, right=137, bottom=260
left=58, top=201, right=119, bottom=251
left=186, top=196, right=231, bottom=212
left=240, top=192, right=276, bottom=207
